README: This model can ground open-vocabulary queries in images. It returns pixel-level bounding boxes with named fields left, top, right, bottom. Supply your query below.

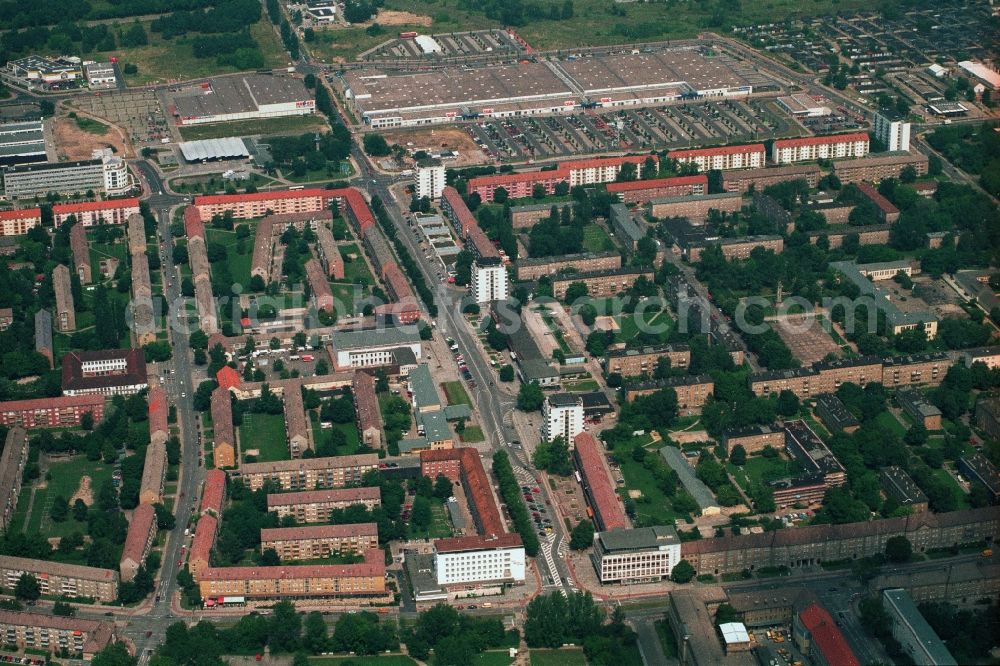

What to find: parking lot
left=361, top=30, right=522, bottom=61
left=466, top=98, right=798, bottom=162
left=69, top=90, right=170, bottom=146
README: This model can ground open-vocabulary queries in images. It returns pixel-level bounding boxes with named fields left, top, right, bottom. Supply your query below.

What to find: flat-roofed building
left=660, top=446, right=720, bottom=516
left=770, top=474, right=828, bottom=508
left=61, top=348, right=148, bottom=397
left=784, top=420, right=846, bottom=487
left=260, top=523, right=379, bottom=561
left=721, top=424, right=784, bottom=455
left=881, top=353, right=949, bottom=388
left=543, top=393, right=583, bottom=443
left=551, top=267, right=654, bottom=299
left=0, top=395, right=104, bottom=428
left=623, top=375, right=714, bottom=415
left=964, top=346, right=1000, bottom=370
left=211, top=387, right=235, bottom=468
left=668, top=144, right=765, bottom=171
left=120, top=503, right=156, bottom=582
left=575, top=432, right=631, bottom=530
left=831, top=262, right=937, bottom=340
left=957, top=452, right=1000, bottom=504
left=0, top=611, right=116, bottom=659
left=352, top=371, right=382, bottom=448
left=682, top=233, right=784, bottom=263
left=897, top=389, right=942, bottom=430
left=606, top=175, right=707, bottom=203
left=0, top=428, right=27, bottom=531
left=53, top=264, right=75, bottom=332
left=649, top=191, right=743, bottom=221
left=0, top=556, right=118, bottom=602
left=722, top=164, right=822, bottom=193
left=236, top=454, right=379, bottom=492
left=833, top=152, right=927, bottom=184
left=882, top=589, right=957, bottom=666
left=139, top=439, right=166, bottom=506
left=771, top=133, right=869, bottom=164
left=266, top=487, right=382, bottom=522
left=433, top=534, right=525, bottom=586
left=604, top=344, right=690, bottom=378
left=591, top=525, right=681, bottom=584
left=330, top=327, right=422, bottom=370
left=879, top=466, right=928, bottom=513
left=815, top=394, right=860, bottom=433
left=515, top=251, right=621, bottom=281
left=173, top=75, right=314, bottom=125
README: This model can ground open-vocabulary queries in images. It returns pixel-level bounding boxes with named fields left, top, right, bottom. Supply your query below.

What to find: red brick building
left=0, top=394, right=105, bottom=428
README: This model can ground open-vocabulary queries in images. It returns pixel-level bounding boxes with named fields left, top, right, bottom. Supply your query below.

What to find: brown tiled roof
left=121, top=503, right=156, bottom=566
left=283, top=382, right=308, bottom=445
left=352, top=371, right=381, bottom=434
left=199, top=548, right=384, bottom=580
left=260, top=522, right=378, bottom=542
left=855, top=182, right=900, bottom=216
left=419, top=448, right=506, bottom=538
left=0, top=555, right=117, bottom=582
left=61, top=348, right=148, bottom=392
left=201, top=469, right=226, bottom=515
left=434, top=533, right=523, bottom=553
left=266, top=486, right=381, bottom=508
left=210, top=387, right=234, bottom=450
left=148, top=387, right=168, bottom=436
left=240, top=453, right=378, bottom=476
left=0, top=394, right=104, bottom=413
left=139, top=439, right=166, bottom=501
left=190, top=513, right=218, bottom=567
left=216, top=365, right=241, bottom=390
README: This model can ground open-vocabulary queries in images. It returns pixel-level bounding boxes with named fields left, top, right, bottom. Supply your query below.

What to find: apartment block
left=139, top=439, right=166, bottom=506
left=34, top=309, right=53, bottom=368
left=197, top=549, right=386, bottom=601
left=0, top=428, right=27, bottom=531
left=721, top=164, right=822, bottom=193
left=61, top=348, right=148, bottom=397
left=604, top=344, right=691, bottom=377
left=650, top=191, right=743, bottom=221
left=236, top=454, right=380, bottom=491
left=53, top=264, right=76, bottom=332
left=52, top=198, right=141, bottom=227
left=352, top=371, right=383, bottom=449
left=964, top=346, right=1000, bottom=370
left=807, top=224, right=890, bottom=250
left=879, top=466, right=928, bottom=513
left=881, top=353, right=949, bottom=388
left=832, top=152, right=928, bottom=184
left=508, top=203, right=557, bottom=229
left=120, top=503, right=156, bottom=582
left=574, top=432, right=630, bottom=531
left=419, top=448, right=506, bottom=539
left=433, top=534, right=525, bottom=586
left=416, top=159, right=445, bottom=200
left=623, top=375, right=714, bottom=414
left=0, top=208, right=42, bottom=237
left=466, top=156, right=651, bottom=202
left=260, top=523, right=379, bottom=561
left=771, top=133, right=870, bottom=164
left=266, top=487, right=382, bottom=522
left=551, top=267, right=654, bottom=299
left=211, top=387, right=235, bottom=468
left=543, top=393, right=584, bottom=443
left=957, top=453, right=1000, bottom=504
left=0, top=611, right=116, bottom=659
left=784, top=420, right=846, bottom=487
left=683, top=234, right=783, bottom=263
left=897, top=389, right=943, bottom=430
left=814, top=394, right=860, bottom=433
left=872, top=111, right=911, bottom=152
left=721, top=424, right=784, bottom=455
left=855, top=182, right=900, bottom=223
left=667, top=144, right=765, bottom=171
left=0, top=556, right=118, bottom=602
left=605, top=175, right=707, bottom=203
left=471, top=259, right=508, bottom=303
left=516, top=251, right=621, bottom=281
left=0, top=395, right=105, bottom=428
left=188, top=514, right=217, bottom=580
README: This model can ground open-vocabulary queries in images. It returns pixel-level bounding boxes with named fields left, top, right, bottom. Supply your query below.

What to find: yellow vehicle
left=982, top=549, right=993, bottom=557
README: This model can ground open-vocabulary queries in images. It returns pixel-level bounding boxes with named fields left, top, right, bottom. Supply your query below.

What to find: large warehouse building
left=341, top=44, right=766, bottom=128
left=172, top=75, right=315, bottom=126
left=0, top=121, right=47, bottom=166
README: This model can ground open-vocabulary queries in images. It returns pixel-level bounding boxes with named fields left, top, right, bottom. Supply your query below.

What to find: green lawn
left=873, top=411, right=906, bottom=438
left=616, top=438, right=680, bottom=526
left=474, top=651, right=514, bottom=666
left=932, top=467, right=971, bottom=509
left=339, top=245, right=376, bottom=285
left=330, top=282, right=370, bottom=317
left=75, top=117, right=109, bottom=135
left=205, top=227, right=254, bottom=287
left=529, top=649, right=587, bottom=666
left=239, top=411, right=289, bottom=462
left=562, top=379, right=599, bottom=392
left=460, top=425, right=485, bottom=443
left=407, top=500, right=453, bottom=540
left=617, top=308, right=673, bottom=344
left=178, top=112, right=330, bottom=141
left=312, top=412, right=362, bottom=456
left=308, top=656, right=416, bottom=666
left=28, top=456, right=114, bottom=539
left=442, top=381, right=471, bottom=406
left=582, top=223, right=616, bottom=253
left=728, top=454, right=803, bottom=495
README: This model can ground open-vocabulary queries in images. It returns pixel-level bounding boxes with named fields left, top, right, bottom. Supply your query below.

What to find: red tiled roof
left=266, top=486, right=381, bottom=508
left=200, top=469, right=226, bottom=515
left=420, top=449, right=462, bottom=463
left=382, top=262, right=414, bottom=301
left=442, top=187, right=477, bottom=235
left=183, top=206, right=204, bottom=239
left=668, top=144, right=765, bottom=159
left=574, top=432, right=629, bottom=531
left=215, top=366, right=241, bottom=390
left=606, top=175, right=708, bottom=192
left=799, top=604, right=859, bottom=666
left=420, top=448, right=506, bottom=538
left=352, top=371, right=381, bottom=434
left=148, top=387, right=168, bottom=435
left=195, top=188, right=330, bottom=206
left=190, top=513, right=218, bottom=567
left=199, top=548, right=385, bottom=580
left=260, top=522, right=379, bottom=542
left=567, top=155, right=654, bottom=171
left=0, top=394, right=104, bottom=413
left=53, top=198, right=140, bottom=215
left=855, top=182, right=900, bottom=215
left=342, top=188, right=376, bottom=233
left=121, top=503, right=156, bottom=566
left=468, top=169, right=567, bottom=189
left=0, top=208, right=41, bottom=221
left=434, top=533, right=523, bottom=553
left=773, top=132, right=869, bottom=149
left=467, top=225, right=500, bottom=259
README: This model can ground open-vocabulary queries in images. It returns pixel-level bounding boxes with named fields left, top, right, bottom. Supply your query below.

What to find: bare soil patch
left=70, top=475, right=94, bottom=507
left=383, top=126, right=486, bottom=167
left=52, top=112, right=132, bottom=160
left=372, top=10, right=432, bottom=26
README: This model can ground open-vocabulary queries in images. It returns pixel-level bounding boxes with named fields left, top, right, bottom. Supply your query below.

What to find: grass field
left=474, top=651, right=514, bottom=666
left=312, top=413, right=362, bottom=456
left=239, top=412, right=289, bottom=462
left=460, top=425, right=485, bottom=443
left=728, top=454, right=802, bottom=495
left=582, top=223, right=616, bottom=253
left=932, top=467, right=971, bottom=509
left=75, top=117, right=109, bottom=135
left=529, top=649, right=587, bottom=666
left=655, top=619, right=679, bottom=658
left=308, top=656, right=417, bottom=666
left=178, top=113, right=330, bottom=141
left=330, top=283, right=366, bottom=317
left=442, top=381, right=471, bottom=406
left=88, top=234, right=127, bottom=279
left=26, top=457, right=114, bottom=539
left=615, top=437, right=680, bottom=526
left=204, top=227, right=253, bottom=288
left=874, top=411, right=906, bottom=438
left=339, top=245, right=376, bottom=285
left=617, top=308, right=673, bottom=344
left=407, top=500, right=453, bottom=540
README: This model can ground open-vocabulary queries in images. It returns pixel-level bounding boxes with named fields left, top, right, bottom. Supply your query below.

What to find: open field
left=75, top=117, right=109, bottom=135
left=582, top=223, right=615, bottom=253
left=529, top=649, right=587, bottom=666
left=308, top=656, right=417, bottom=666
left=473, top=652, right=514, bottom=666
left=24, top=457, right=114, bottom=539
left=52, top=112, right=130, bottom=160
left=774, top=316, right=841, bottom=365
left=178, top=113, right=329, bottom=141
left=407, top=500, right=452, bottom=540
left=614, top=437, right=681, bottom=526
left=728, top=454, right=802, bottom=495
left=339, top=244, right=376, bottom=285
left=239, top=412, right=288, bottom=462
left=617, top=308, right=673, bottom=344
left=204, top=227, right=253, bottom=288
left=442, top=381, right=471, bottom=406
left=460, top=425, right=485, bottom=443
left=381, top=126, right=487, bottom=167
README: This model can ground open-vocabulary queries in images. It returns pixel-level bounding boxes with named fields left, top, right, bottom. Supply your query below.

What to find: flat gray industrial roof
left=560, top=48, right=751, bottom=94
left=408, top=364, right=441, bottom=410
left=882, top=589, right=957, bottom=666
left=179, top=137, right=250, bottom=162
left=332, top=326, right=420, bottom=350
left=597, top=525, right=679, bottom=552
left=0, top=142, right=45, bottom=158
left=174, top=75, right=311, bottom=119
left=660, top=446, right=718, bottom=511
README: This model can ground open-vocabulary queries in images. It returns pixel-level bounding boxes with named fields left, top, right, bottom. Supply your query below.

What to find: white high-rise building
left=543, top=393, right=584, bottom=443
left=873, top=111, right=911, bottom=152
left=416, top=158, right=445, bottom=200
left=471, top=260, right=508, bottom=303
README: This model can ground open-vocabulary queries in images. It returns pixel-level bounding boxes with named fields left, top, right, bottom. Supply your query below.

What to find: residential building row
left=466, top=155, right=656, bottom=202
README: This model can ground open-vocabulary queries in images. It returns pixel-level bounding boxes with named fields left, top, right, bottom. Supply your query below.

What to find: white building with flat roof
left=591, top=526, right=681, bottom=584
left=471, top=261, right=508, bottom=303
left=433, top=535, right=525, bottom=587
left=416, top=159, right=445, bottom=200
left=543, top=393, right=584, bottom=443
left=873, top=111, right=911, bottom=152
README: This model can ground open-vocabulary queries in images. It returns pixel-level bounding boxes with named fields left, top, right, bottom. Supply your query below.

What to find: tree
left=563, top=281, right=589, bottom=304
left=454, top=250, right=474, bottom=287
left=362, top=134, right=391, bottom=156
left=303, top=612, right=328, bottom=653
left=533, top=437, right=573, bottom=476
left=499, top=365, right=514, bottom=382
left=50, top=495, right=69, bottom=522
left=73, top=498, right=89, bottom=522
left=268, top=601, right=302, bottom=652
left=14, top=573, right=40, bottom=601
left=729, top=444, right=747, bottom=467
left=569, top=520, right=594, bottom=550
left=433, top=474, right=453, bottom=500
left=776, top=389, right=800, bottom=417
left=885, top=535, right=912, bottom=563
left=671, top=559, right=695, bottom=583
left=52, top=600, right=75, bottom=616
left=517, top=382, right=544, bottom=411
left=410, top=495, right=432, bottom=532
left=91, top=642, right=137, bottom=666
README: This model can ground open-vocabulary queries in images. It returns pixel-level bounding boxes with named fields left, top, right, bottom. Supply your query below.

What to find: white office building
left=591, top=526, right=681, bottom=584
left=471, top=260, right=508, bottom=303
left=2, top=149, right=131, bottom=200
left=433, top=535, right=525, bottom=586
left=873, top=111, right=911, bottom=152
left=330, top=327, right=422, bottom=370
left=416, top=159, right=445, bottom=200
left=543, top=393, right=584, bottom=443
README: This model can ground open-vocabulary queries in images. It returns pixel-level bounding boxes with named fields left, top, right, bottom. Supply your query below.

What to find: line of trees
left=491, top=450, right=540, bottom=556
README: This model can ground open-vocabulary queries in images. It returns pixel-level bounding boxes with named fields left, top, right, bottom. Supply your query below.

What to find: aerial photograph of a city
left=0, top=0, right=997, bottom=665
